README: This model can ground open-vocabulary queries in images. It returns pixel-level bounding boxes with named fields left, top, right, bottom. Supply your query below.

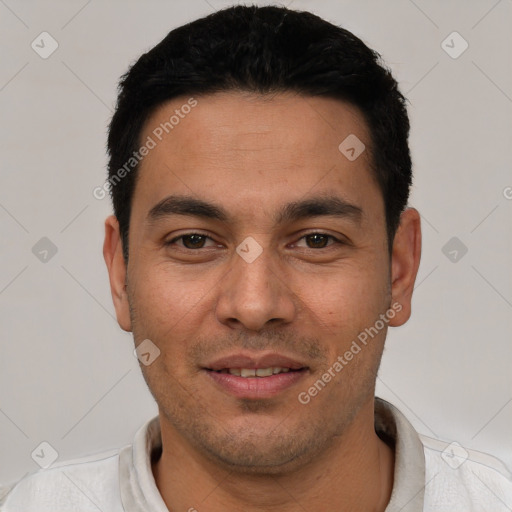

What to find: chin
left=204, top=444, right=309, bottom=475
left=195, top=422, right=325, bottom=474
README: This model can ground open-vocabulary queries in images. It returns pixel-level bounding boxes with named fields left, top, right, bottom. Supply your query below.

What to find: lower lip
left=204, top=369, right=308, bottom=399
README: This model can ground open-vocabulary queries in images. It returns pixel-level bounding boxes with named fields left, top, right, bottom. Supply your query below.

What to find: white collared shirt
left=1, top=398, right=511, bottom=511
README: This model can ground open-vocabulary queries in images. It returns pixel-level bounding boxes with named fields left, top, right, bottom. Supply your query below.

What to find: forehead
left=142, top=91, right=370, bottom=160
left=132, top=91, right=380, bottom=223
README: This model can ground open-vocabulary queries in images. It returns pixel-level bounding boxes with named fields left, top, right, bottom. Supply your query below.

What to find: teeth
left=256, top=367, right=273, bottom=377
left=225, top=367, right=294, bottom=377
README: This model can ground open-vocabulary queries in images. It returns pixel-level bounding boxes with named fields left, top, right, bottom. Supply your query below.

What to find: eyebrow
left=146, top=194, right=363, bottom=225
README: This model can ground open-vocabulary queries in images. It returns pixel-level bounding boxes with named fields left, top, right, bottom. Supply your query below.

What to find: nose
left=215, top=242, right=297, bottom=332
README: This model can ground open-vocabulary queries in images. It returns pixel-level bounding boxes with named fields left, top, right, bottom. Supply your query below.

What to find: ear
left=103, top=215, right=132, bottom=332
left=388, top=207, right=421, bottom=327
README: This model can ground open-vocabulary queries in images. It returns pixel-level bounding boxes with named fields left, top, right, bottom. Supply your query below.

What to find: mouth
left=209, top=367, right=301, bottom=377
left=202, top=353, right=309, bottom=399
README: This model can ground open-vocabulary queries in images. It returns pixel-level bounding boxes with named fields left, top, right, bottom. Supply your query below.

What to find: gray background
left=1, top=0, right=511, bottom=486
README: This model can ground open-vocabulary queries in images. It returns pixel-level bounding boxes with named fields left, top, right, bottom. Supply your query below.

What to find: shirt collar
left=119, top=397, right=426, bottom=511
left=375, top=397, right=426, bottom=511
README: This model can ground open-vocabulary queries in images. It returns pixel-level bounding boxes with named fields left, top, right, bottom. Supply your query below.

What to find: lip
left=204, top=368, right=308, bottom=399
left=204, top=352, right=307, bottom=372
left=202, top=351, right=309, bottom=399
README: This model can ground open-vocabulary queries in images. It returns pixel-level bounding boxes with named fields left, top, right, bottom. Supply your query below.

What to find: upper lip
left=204, top=352, right=307, bottom=371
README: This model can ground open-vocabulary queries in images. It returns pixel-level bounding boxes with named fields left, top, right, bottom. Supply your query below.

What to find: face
left=104, top=91, right=420, bottom=472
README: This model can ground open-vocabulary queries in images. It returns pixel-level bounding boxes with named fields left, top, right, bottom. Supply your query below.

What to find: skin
left=103, top=91, right=421, bottom=511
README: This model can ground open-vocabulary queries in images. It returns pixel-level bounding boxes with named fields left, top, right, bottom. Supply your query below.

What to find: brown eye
left=304, top=233, right=332, bottom=249
left=166, top=233, right=215, bottom=249
left=294, top=233, right=342, bottom=250
left=181, top=234, right=207, bottom=249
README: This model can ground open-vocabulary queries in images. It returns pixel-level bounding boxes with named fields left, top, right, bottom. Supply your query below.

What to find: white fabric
left=1, top=398, right=511, bottom=511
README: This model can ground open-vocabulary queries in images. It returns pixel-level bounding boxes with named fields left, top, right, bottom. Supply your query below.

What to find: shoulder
left=419, top=434, right=512, bottom=511
left=0, top=447, right=126, bottom=512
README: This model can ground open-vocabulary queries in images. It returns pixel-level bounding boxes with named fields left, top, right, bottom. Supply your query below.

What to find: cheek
left=130, top=263, right=225, bottom=352
left=296, top=269, right=390, bottom=370
left=303, top=264, right=388, bottom=326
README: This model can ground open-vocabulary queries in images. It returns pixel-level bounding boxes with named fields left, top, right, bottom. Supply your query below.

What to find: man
left=1, top=4, right=511, bottom=511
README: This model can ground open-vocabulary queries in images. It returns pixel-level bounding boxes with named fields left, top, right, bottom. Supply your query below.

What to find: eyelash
left=165, top=232, right=344, bottom=250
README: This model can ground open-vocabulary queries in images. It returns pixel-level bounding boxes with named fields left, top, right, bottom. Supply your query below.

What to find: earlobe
left=388, top=208, right=422, bottom=327
left=103, top=215, right=132, bottom=332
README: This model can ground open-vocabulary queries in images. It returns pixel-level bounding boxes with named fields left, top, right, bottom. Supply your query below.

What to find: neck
left=152, top=399, right=395, bottom=512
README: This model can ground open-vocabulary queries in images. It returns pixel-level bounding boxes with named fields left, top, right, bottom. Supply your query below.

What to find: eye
left=295, top=232, right=342, bottom=249
left=165, top=232, right=345, bottom=251
left=166, top=233, right=218, bottom=250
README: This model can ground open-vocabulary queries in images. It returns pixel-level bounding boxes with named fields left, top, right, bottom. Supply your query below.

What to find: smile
left=204, top=367, right=308, bottom=399
left=213, top=367, right=295, bottom=377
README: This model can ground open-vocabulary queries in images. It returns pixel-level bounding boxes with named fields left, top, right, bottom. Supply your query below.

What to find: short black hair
left=107, top=4, right=412, bottom=262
